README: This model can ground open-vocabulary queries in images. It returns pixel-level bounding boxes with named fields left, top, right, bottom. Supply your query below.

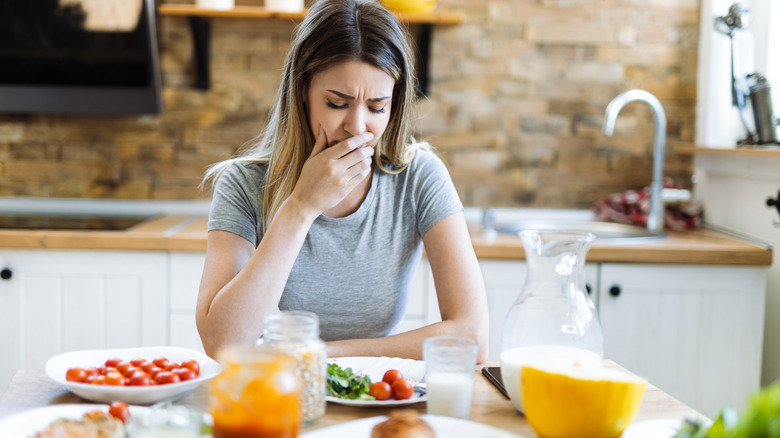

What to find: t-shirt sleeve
left=410, top=150, right=464, bottom=236
left=207, top=161, right=262, bottom=246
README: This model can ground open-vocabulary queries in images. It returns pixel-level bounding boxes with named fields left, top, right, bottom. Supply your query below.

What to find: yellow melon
left=521, top=361, right=646, bottom=438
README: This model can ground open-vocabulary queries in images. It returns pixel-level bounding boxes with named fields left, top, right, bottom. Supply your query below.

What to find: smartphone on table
left=481, top=366, right=510, bottom=400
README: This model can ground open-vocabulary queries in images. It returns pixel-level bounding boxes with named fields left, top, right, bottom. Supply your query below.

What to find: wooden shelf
left=157, top=4, right=464, bottom=24
left=157, top=4, right=463, bottom=91
left=695, top=146, right=780, bottom=157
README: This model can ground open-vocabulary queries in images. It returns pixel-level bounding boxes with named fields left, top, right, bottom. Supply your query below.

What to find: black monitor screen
left=0, top=0, right=162, bottom=115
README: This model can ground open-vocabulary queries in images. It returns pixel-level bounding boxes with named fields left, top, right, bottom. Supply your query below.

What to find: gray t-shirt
left=208, top=149, right=463, bottom=341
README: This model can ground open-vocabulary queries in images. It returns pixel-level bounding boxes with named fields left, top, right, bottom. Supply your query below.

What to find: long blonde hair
left=203, top=0, right=420, bottom=231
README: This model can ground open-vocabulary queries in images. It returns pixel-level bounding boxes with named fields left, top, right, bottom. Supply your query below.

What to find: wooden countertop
left=0, top=215, right=772, bottom=266
left=0, top=361, right=704, bottom=437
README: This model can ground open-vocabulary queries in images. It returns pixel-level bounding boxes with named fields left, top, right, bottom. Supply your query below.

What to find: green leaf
left=326, top=363, right=375, bottom=401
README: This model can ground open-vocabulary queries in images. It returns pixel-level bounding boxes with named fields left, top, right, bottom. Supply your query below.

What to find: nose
left=342, top=107, right=366, bottom=136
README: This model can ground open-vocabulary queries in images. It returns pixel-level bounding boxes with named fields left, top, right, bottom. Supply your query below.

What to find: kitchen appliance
left=0, top=0, right=162, bottom=115
left=715, top=3, right=779, bottom=145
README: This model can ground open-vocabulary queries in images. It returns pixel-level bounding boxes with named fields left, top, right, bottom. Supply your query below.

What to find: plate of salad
left=326, top=357, right=426, bottom=407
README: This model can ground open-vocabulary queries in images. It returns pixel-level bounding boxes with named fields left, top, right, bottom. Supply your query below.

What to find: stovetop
left=0, top=214, right=152, bottom=231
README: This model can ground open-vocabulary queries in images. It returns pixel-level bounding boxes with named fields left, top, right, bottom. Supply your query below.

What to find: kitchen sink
left=476, top=208, right=666, bottom=243
left=496, top=219, right=665, bottom=242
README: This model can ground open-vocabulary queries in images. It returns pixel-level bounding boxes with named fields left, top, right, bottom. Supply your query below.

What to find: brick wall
left=0, top=0, right=699, bottom=208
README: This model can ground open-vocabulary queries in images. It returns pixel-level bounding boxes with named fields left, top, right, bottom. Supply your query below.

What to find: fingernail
left=365, top=132, right=374, bottom=140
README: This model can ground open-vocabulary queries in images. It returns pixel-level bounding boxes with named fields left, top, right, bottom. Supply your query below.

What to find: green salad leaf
left=674, top=380, right=780, bottom=438
left=326, top=363, right=374, bottom=400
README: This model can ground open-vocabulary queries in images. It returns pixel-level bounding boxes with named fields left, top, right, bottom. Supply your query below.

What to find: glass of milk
left=423, top=336, right=478, bottom=420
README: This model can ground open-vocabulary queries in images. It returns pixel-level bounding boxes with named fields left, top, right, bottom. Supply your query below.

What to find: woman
left=196, top=0, right=488, bottom=362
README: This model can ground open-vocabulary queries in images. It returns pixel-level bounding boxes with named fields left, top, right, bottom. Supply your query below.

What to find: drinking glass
left=423, top=336, right=478, bottom=419
left=126, top=404, right=206, bottom=438
left=210, top=345, right=301, bottom=438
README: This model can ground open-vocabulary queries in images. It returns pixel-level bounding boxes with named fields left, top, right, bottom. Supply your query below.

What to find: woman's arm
left=326, top=211, right=490, bottom=363
left=195, top=197, right=317, bottom=357
left=196, top=130, right=375, bottom=357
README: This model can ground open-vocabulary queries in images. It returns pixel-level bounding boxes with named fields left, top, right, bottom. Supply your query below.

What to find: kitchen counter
left=0, top=214, right=772, bottom=266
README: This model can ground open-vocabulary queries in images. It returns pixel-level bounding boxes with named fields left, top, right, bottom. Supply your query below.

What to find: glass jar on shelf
left=260, top=310, right=327, bottom=424
left=500, top=230, right=604, bottom=413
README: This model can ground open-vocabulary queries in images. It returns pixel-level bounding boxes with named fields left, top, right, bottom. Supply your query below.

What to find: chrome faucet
left=602, top=89, right=667, bottom=235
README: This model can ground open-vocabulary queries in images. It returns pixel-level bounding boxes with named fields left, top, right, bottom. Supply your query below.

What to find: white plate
left=0, top=404, right=146, bottom=438
left=326, top=356, right=426, bottom=406
left=302, top=414, right=524, bottom=437
left=45, top=346, right=222, bottom=405
left=620, top=419, right=682, bottom=437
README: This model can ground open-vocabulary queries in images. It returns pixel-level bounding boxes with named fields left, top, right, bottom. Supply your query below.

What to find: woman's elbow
left=475, top=323, right=490, bottom=364
left=457, top=312, right=489, bottom=364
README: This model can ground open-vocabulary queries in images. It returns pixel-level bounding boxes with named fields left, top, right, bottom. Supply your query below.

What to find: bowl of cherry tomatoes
left=45, top=346, right=221, bottom=405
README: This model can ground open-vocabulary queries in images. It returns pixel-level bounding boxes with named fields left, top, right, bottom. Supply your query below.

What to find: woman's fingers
left=311, top=127, right=329, bottom=157
left=344, top=147, right=374, bottom=183
left=333, top=132, right=373, bottom=159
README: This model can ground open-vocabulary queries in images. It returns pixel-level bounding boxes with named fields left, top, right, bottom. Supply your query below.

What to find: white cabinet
left=168, top=252, right=206, bottom=353
left=695, top=152, right=780, bottom=387
left=0, top=249, right=168, bottom=394
left=598, top=264, right=765, bottom=416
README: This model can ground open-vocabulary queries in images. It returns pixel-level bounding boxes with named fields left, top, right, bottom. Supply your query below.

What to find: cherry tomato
left=103, top=367, right=118, bottom=376
left=129, top=358, right=146, bottom=367
left=164, top=362, right=181, bottom=372
left=105, top=371, right=126, bottom=386
left=154, top=371, right=181, bottom=385
left=104, top=358, right=122, bottom=368
left=123, top=366, right=143, bottom=378
left=148, top=366, right=163, bottom=379
left=369, top=381, right=392, bottom=400
left=129, top=372, right=153, bottom=386
left=382, top=369, right=404, bottom=386
left=84, top=367, right=99, bottom=378
left=91, top=375, right=106, bottom=385
left=153, top=357, right=170, bottom=368
left=140, top=361, right=156, bottom=374
left=181, top=360, right=200, bottom=376
left=66, top=368, right=88, bottom=383
left=115, top=361, right=133, bottom=376
left=108, top=401, right=131, bottom=424
left=174, top=368, right=197, bottom=382
left=391, top=379, right=413, bottom=400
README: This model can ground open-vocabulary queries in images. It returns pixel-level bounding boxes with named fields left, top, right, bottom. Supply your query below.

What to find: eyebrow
left=326, top=89, right=391, bottom=103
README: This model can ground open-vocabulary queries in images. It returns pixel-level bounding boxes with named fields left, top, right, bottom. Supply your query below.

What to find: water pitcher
left=500, top=230, right=604, bottom=413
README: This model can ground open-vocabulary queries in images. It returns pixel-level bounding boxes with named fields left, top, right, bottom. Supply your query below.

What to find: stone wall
left=0, top=0, right=699, bottom=208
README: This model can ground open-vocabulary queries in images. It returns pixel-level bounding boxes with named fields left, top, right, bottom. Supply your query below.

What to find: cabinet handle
left=609, top=285, right=621, bottom=297
left=585, top=284, right=592, bottom=295
left=0, top=268, right=11, bottom=280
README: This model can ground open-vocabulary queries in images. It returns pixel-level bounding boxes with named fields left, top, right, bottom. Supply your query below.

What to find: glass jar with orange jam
left=260, top=311, right=326, bottom=424
left=210, top=345, right=301, bottom=438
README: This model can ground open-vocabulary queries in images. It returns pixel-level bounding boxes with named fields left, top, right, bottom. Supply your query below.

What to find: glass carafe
left=500, top=230, right=604, bottom=413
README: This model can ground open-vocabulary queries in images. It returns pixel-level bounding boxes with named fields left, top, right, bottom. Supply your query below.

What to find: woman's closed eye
left=326, top=100, right=386, bottom=114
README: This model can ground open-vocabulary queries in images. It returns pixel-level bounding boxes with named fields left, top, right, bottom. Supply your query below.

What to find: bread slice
left=371, top=410, right=435, bottom=438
